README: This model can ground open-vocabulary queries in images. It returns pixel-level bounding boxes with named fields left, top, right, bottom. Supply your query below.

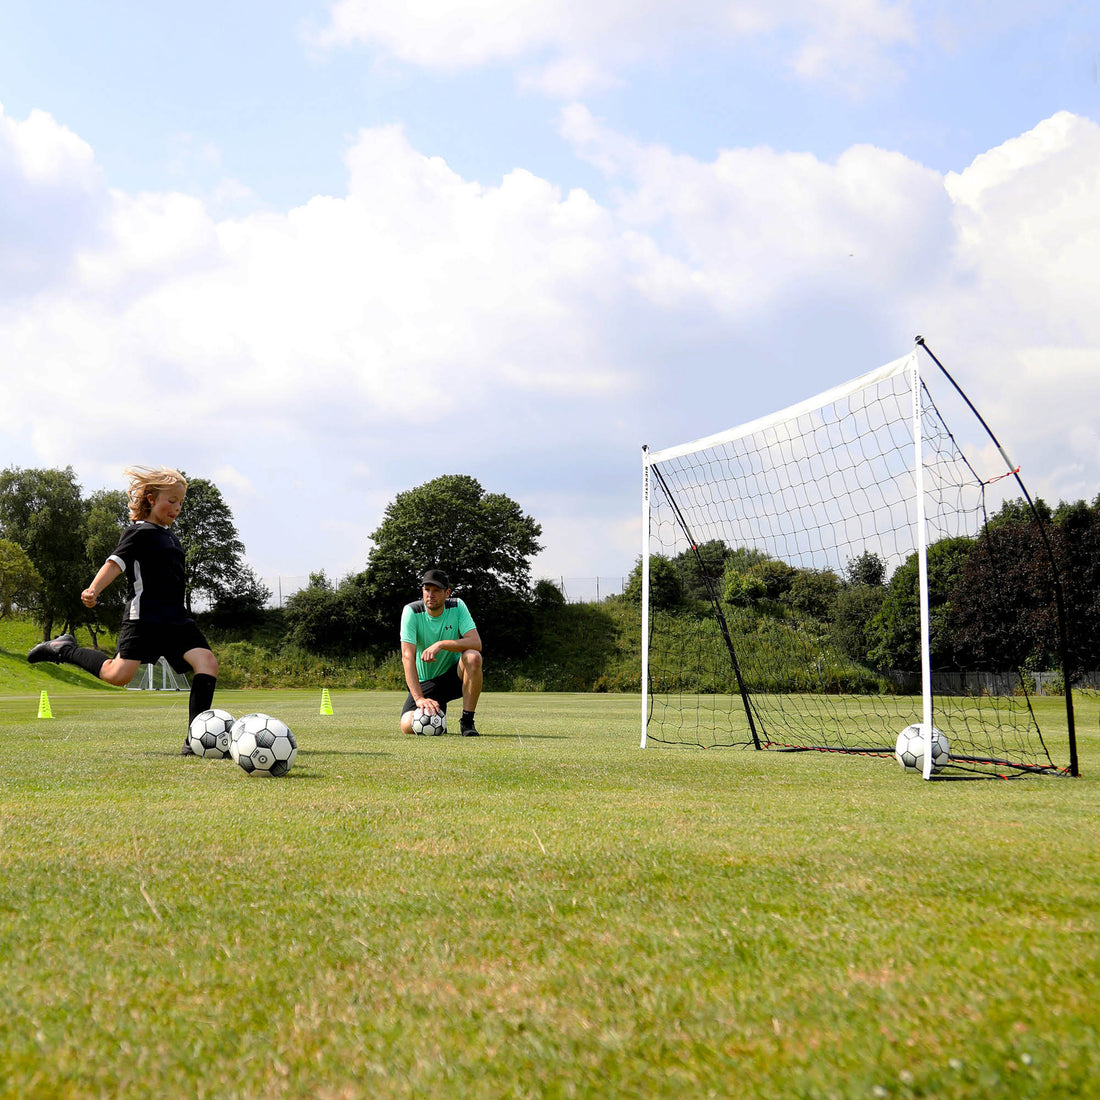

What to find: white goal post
left=640, top=342, right=1079, bottom=779
left=126, top=657, right=190, bottom=691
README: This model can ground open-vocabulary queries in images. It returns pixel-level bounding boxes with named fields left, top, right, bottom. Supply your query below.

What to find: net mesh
left=645, top=360, right=1069, bottom=777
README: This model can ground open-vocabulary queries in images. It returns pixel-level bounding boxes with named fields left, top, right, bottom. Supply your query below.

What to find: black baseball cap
left=420, top=569, right=451, bottom=590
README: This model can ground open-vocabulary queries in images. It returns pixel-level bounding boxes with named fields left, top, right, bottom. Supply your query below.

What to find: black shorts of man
left=399, top=569, right=483, bottom=736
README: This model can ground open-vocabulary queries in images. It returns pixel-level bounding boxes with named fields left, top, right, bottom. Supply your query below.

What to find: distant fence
left=546, top=577, right=627, bottom=603
left=260, top=575, right=626, bottom=607
left=886, top=669, right=1100, bottom=697
left=263, top=576, right=311, bottom=608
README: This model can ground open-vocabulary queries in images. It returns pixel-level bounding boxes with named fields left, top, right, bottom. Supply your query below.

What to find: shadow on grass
left=488, top=733, right=570, bottom=740
left=149, top=749, right=392, bottom=761
left=298, top=748, right=392, bottom=758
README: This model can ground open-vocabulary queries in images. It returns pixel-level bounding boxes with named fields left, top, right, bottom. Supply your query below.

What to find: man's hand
left=421, top=642, right=443, bottom=662
left=415, top=696, right=443, bottom=717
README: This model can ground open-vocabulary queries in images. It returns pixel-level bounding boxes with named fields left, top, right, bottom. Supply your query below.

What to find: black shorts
left=116, top=620, right=211, bottom=674
left=401, top=665, right=465, bottom=715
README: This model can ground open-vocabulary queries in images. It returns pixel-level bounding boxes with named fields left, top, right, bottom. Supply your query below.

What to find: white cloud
left=944, top=112, right=1100, bottom=336
left=914, top=112, right=1100, bottom=504
left=561, top=102, right=951, bottom=313
left=1, top=104, right=97, bottom=183
left=316, top=0, right=917, bottom=96
left=0, top=103, right=106, bottom=296
left=0, top=114, right=639, bottom=520
left=2, top=102, right=1098, bottom=578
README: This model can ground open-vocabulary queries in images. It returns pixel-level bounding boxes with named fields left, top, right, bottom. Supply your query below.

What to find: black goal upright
left=915, top=336, right=1079, bottom=778
left=641, top=343, right=1080, bottom=778
left=647, top=460, right=762, bottom=750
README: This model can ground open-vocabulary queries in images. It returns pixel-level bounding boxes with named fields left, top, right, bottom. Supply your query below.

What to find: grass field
left=1, top=682, right=1098, bottom=1099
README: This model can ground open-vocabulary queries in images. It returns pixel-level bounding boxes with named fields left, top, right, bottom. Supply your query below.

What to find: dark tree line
left=0, top=466, right=269, bottom=641
left=628, top=496, right=1100, bottom=680
left=1, top=466, right=545, bottom=661
left=283, top=474, right=543, bottom=661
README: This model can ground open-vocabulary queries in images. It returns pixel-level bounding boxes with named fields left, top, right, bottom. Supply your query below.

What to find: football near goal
left=640, top=338, right=1083, bottom=779
left=411, top=708, right=446, bottom=736
left=229, top=713, right=298, bottom=777
left=187, top=708, right=235, bottom=758
left=894, top=724, right=950, bottom=774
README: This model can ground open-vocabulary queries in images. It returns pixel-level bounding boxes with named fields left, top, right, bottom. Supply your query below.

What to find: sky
left=1, top=0, right=1098, bottom=603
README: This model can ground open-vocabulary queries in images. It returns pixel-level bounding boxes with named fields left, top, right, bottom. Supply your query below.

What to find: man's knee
left=460, top=650, right=482, bottom=674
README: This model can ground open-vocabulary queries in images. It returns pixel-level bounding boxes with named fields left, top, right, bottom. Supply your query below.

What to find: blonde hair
left=124, top=466, right=188, bottom=522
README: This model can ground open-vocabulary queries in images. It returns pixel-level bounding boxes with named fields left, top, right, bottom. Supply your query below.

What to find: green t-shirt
left=400, top=597, right=477, bottom=682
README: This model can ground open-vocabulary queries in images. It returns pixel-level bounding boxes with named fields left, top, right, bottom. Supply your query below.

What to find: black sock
left=189, top=674, right=217, bottom=725
left=461, top=710, right=475, bottom=723
left=69, top=646, right=109, bottom=678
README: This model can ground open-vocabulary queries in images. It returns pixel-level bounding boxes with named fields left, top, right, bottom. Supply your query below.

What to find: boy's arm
left=82, top=560, right=123, bottom=608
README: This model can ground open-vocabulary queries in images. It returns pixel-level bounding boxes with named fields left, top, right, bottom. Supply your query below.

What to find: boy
left=28, top=466, right=219, bottom=755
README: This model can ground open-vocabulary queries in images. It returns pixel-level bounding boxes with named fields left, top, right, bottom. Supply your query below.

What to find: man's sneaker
left=27, top=633, right=76, bottom=664
left=180, top=740, right=196, bottom=756
left=460, top=719, right=480, bottom=737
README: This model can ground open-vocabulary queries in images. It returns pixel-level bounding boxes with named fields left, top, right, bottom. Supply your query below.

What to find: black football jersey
left=109, top=521, right=191, bottom=624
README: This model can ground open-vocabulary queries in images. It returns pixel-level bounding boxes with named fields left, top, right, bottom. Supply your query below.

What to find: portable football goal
left=640, top=338, right=1080, bottom=778
left=126, top=657, right=190, bottom=692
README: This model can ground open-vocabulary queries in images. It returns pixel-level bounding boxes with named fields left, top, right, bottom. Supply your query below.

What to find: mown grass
left=1, top=686, right=1098, bottom=1099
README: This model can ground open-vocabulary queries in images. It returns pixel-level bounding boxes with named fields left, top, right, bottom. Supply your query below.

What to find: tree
left=624, top=555, right=682, bottom=611
left=722, top=555, right=795, bottom=608
left=845, top=551, right=886, bottom=588
left=831, top=583, right=887, bottom=662
left=827, top=551, right=888, bottom=663
left=1052, top=496, right=1100, bottom=677
left=283, top=571, right=387, bottom=655
left=366, top=474, right=542, bottom=594
left=674, top=539, right=731, bottom=602
left=0, top=466, right=86, bottom=639
left=362, top=474, right=543, bottom=657
left=867, top=536, right=975, bottom=672
left=533, top=578, right=566, bottom=608
left=722, top=563, right=767, bottom=607
left=0, top=538, right=41, bottom=618
left=950, top=497, right=1100, bottom=679
left=173, top=475, right=270, bottom=618
left=284, top=572, right=343, bottom=653
left=782, top=567, right=841, bottom=620
left=202, top=565, right=273, bottom=630
left=80, top=488, right=129, bottom=643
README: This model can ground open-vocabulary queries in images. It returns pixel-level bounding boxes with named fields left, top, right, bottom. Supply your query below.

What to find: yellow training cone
left=319, top=688, right=334, bottom=716
left=38, top=690, right=53, bottom=719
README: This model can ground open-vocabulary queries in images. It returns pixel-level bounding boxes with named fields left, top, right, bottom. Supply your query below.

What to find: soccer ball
left=411, top=707, right=446, bottom=736
left=187, top=708, right=235, bottom=758
left=229, top=713, right=298, bottom=777
left=895, top=723, right=950, bottom=774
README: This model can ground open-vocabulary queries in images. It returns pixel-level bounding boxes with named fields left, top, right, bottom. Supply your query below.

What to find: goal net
left=126, top=657, right=190, bottom=692
left=641, top=345, right=1080, bottom=778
